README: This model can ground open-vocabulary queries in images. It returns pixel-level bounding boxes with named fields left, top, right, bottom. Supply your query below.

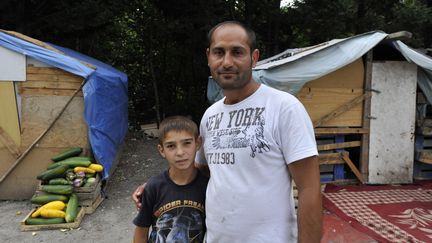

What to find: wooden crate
left=20, top=207, right=85, bottom=231
left=75, top=177, right=102, bottom=207
left=83, top=192, right=104, bottom=215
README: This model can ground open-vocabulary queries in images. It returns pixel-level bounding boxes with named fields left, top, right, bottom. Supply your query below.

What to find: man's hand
left=132, top=183, right=145, bottom=210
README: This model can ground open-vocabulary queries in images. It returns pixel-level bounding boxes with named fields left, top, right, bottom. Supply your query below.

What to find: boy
left=133, top=116, right=208, bottom=243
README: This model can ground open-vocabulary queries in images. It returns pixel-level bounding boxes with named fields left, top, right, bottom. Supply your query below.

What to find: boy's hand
left=132, top=183, right=146, bottom=210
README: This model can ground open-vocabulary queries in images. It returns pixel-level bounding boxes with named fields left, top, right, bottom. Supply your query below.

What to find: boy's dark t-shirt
left=133, top=170, right=208, bottom=243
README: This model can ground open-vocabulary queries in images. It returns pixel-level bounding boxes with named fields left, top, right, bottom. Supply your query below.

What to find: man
left=134, top=21, right=322, bottom=242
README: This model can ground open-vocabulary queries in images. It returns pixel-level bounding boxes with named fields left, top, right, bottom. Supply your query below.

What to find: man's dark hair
left=207, top=21, right=257, bottom=52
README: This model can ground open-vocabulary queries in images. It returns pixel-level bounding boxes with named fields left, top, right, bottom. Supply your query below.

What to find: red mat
left=323, top=181, right=432, bottom=243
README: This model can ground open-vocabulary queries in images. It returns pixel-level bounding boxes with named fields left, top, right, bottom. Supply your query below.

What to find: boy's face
left=158, top=130, right=201, bottom=172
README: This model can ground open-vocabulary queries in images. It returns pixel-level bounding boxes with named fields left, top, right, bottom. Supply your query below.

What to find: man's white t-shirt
left=196, top=84, right=318, bottom=243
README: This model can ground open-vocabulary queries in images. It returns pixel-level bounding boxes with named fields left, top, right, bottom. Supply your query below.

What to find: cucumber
left=47, top=160, right=91, bottom=170
left=48, top=178, right=72, bottom=185
left=51, top=147, right=82, bottom=162
left=65, top=194, right=79, bottom=223
left=60, top=156, right=92, bottom=162
left=36, top=165, right=69, bottom=181
left=30, top=194, right=69, bottom=205
left=25, top=217, right=65, bottom=225
left=41, top=185, right=73, bottom=195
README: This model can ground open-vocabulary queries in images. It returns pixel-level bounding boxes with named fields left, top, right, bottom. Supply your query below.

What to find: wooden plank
left=83, top=192, right=104, bottom=215
left=19, top=80, right=82, bottom=90
left=341, top=152, right=364, bottom=183
left=20, top=207, right=85, bottom=231
left=0, top=82, right=21, bottom=148
left=0, top=127, right=20, bottom=157
left=318, top=153, right=345, bottom=165
left=314, top=128, right=369, bottom=135
left=26, top=73, right=83, bottom=83
left=360, top=51, right=373, bottom=181
left=384, top=31, right=412, bottom=41
left=304, top=59, right=364, bottom=89
left=418, top=126, right=432, bottom=136
left=298, top=87, right=364, bottom=127
left=18, top=88, right=84, bottom=97
left=313, top=92, right=370, bottom=128
left=27, top=66, right=74, bottom=75
left=418, top=150, right=432, bottom=164
left=317, top=141, right=361, bottom=151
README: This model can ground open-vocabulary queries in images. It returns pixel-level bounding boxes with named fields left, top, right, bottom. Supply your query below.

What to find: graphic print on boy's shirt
left=150, top=200, right=205, bottom=243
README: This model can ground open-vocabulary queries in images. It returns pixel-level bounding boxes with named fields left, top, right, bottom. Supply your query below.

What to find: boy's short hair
left=158, top=116, right=199, bottom=145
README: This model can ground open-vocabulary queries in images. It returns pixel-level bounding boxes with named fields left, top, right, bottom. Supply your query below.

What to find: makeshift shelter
left=0, top=30, right=128, bottom=199
left=207, top=30, right=432, bottom=184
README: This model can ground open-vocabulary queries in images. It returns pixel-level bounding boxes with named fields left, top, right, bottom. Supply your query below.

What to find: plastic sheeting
left=394, top=41, right=432, bottom=105
left=207, top=31, right=432, bottom=104
left=0, top=32, right=128, bottom=179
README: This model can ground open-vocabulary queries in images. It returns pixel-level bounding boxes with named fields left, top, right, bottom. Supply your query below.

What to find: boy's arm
left=134, top=226, right=149, bottom=243
left=288, top=155, right=322, bottom=243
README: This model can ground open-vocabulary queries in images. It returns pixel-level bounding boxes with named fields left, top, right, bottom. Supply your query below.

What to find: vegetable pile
left=25, top=147, right=104, bottom=225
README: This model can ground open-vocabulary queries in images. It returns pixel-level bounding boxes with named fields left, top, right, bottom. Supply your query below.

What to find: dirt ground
left=0, top=132, right=167, bottom=243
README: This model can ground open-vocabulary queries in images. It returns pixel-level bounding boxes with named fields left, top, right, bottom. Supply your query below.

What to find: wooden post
left=360, top=51, right=373, bottom=182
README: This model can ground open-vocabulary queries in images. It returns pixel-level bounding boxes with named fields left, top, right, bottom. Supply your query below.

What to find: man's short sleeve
left=278, top=101, right=318, bottom=164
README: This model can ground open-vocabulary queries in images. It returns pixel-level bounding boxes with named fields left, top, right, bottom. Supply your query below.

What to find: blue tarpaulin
left=0, top=31, right=128, bottom=179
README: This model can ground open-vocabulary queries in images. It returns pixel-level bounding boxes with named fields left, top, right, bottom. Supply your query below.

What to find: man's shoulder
left=261, top=84, right=300, bottom=106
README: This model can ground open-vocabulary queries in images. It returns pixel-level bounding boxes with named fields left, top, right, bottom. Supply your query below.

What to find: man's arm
left=132, top=184, right=145, bottom=210
left=288, top=155, right=322, bottom=243
left=133, top=226, right=149, bottom=243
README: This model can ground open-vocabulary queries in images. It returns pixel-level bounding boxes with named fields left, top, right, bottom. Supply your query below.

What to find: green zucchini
left=36, top=165, right=69, bottom=181
left=30, top=194, right=69, bottom=205
left=25, top=217, right=65, bottom=225
left=51, top=147, right=82, bottom=162
left=41, top=185, right=73, bottom=195
left=47, top=160, right=91, bottom=170
left=65, top=194, right=79, bottom=223
left=48, top=178, right=72, bottom=185
left=60, top=156, right=92, bottom=162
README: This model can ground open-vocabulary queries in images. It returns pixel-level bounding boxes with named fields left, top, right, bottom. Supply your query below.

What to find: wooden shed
left=257, top=31, right=423, bottom=185
left=0, top=31, right=128, bottom=199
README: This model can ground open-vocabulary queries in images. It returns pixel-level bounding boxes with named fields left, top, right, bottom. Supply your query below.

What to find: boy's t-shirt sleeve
left=133, top=181, right=155, bottom=228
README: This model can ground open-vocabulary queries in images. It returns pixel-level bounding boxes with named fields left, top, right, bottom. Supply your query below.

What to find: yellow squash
left=73, top=166, right=95, bottom=174
left=31, top=200, right=66, bottom=218
left=88, top=163, right=103, bottom=172
left=40, top=209, right=66, bottom=218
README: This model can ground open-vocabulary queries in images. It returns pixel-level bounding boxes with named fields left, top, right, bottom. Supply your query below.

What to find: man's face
left=207, top=25, right=259, bottom=91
